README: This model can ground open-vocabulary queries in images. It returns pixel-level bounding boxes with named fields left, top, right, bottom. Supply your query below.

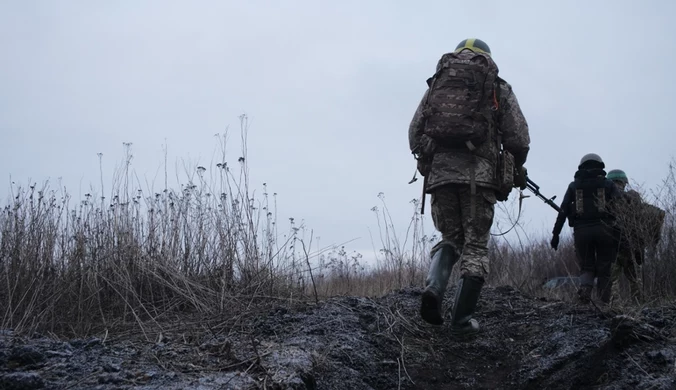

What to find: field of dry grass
left=2, top=118, right=674, bottom=339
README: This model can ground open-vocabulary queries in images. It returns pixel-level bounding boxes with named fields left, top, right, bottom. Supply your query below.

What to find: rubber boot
left=449, top=275, right=484, bottom=336
left=420, top=243, right=458, bottom=325
left=577, top=271, right=594, bottom=303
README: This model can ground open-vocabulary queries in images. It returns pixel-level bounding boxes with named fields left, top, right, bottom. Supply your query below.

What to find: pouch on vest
left=496, top=149, right=514, bottom=202
left=573, top=178, right=609, bottom=222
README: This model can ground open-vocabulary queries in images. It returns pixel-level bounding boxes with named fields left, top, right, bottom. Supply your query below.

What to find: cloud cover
left=1, top=0, right=674, bottom=263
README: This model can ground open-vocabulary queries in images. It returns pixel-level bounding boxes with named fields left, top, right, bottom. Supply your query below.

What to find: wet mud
left=1, top=285, right=675, bottom=389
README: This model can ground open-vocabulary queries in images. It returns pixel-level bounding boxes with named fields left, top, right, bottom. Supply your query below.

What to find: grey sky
left=1, top=1, right=675, bottom=264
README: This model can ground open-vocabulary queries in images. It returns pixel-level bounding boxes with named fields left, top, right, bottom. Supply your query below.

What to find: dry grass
left=609, top=163, right=676, bottom=302
left=1, top=116, right=674, bottom=338
left=311, top=159, right=676, bottom=306
left=0, top=116, right=318, bottom=338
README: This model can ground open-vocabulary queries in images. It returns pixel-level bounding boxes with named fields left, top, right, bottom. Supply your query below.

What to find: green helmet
left=607, top=169, right=628, bottom=184
left=454, top=38, right=491, bottom=56
left=578, top=153, right=605, bottom=169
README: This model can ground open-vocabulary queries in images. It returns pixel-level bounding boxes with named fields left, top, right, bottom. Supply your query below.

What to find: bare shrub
left=611, top=160, right=676, bottom=302
left=0, top=115, right=313, bottom=338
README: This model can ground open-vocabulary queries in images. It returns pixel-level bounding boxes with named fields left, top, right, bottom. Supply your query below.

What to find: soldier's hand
left=550, top=234, right=559, bottom=251
left=514, top=166, right=528, bottom=190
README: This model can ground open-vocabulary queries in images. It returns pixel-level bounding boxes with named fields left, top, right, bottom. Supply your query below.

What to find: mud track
left=2, top=285, right=675, bottom=389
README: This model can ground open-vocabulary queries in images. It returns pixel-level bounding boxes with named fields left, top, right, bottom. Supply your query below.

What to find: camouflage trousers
left=429, top=185, right=496, bottom=279
left=611, top=249, right=641, bottom=303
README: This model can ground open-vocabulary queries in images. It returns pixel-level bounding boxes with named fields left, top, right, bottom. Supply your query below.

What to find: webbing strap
left=470, top=154, right=477, bottom=220
left=491, top=191, right=525, bottom=237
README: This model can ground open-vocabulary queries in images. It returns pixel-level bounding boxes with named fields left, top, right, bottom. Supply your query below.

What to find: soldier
left=607, top=169, right=644, bottom=303
left=409, top=38, right=531, bottom=335
left=550, top=154, right=622, bottom=304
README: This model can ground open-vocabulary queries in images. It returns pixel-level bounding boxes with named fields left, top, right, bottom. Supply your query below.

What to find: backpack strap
left=494, top=78, right=504, bottom=171
left=471, top=76, right=502, bottom=218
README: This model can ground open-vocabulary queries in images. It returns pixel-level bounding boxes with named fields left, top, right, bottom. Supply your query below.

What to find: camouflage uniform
left=429, top=186, right=496, bottom=278
left=410, top=49, right=531, bottom=331
left=409, top=73, right=531, bottom=280
left=610, top=189, right=644, bottom=303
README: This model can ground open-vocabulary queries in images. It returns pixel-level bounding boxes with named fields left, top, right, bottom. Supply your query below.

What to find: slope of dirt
left=1, top=285, right=675, bottom=389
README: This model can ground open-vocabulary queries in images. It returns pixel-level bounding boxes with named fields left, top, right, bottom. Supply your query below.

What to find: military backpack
left=421, top=49, right=500, bottom=152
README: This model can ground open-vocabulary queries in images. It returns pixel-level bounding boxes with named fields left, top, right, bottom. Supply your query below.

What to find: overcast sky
left=1, top=0, right=674, bottom=264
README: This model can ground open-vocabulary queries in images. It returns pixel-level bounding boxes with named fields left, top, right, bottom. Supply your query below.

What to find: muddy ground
left=1, top=285, right=675, bottom=389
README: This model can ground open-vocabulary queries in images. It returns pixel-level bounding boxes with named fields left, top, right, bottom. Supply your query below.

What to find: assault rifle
left=525, top=177, right=561, bottom=213
left=409, top=144, right=430, bottom=215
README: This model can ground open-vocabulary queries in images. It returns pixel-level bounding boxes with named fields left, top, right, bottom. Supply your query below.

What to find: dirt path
left=1, top=285, right=675, bottom=389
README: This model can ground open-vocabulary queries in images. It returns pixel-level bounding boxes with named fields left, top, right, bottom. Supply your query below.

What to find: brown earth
left=1, top=285, right=675, bottom=389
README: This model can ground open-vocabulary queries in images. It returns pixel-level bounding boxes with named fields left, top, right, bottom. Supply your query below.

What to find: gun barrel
left=524, top=177, right=561, bottom=213
left=547, top=200, right=561, bottom=213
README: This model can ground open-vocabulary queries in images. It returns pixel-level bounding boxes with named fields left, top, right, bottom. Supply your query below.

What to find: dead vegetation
left=1, top=116, right=675, bottom=343
left=1, top=118, right=676, bottom=389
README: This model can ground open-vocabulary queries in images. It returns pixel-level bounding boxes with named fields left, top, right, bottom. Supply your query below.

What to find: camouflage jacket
left=613, top=189, right=665, bottom=252
left=408, top=53, right=531, bottom=193
left=615, top=190, right=644, bottom=253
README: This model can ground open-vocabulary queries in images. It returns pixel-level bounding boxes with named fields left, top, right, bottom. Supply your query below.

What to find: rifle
left=408, top=160, right=429, bottom=215
left=409, top=144, right=431, bottom=215
left=420, top=175, right=428, bottom=215
left=525, top=177, right=561, bottom=213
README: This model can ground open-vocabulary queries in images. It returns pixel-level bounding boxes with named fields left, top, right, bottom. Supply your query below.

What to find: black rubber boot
left=449, top=275, right=484, bottom=336
left=420, top=243, right=458, bottom=325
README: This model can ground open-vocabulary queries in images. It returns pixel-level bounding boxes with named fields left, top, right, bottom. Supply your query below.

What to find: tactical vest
left=573, top=177, right=610, bottom=222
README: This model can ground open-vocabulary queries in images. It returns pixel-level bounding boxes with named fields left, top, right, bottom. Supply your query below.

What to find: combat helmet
left=607, top=169, right=628, bottom=184
left=578, top=153, right=605, bottom=169
left=454, top=38, right=491, bottom=56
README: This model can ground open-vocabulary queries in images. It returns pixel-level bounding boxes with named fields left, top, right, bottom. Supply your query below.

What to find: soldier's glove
left=514, top=166, right=528, bottom=190
left=550, top=234, right=559, bottom=251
